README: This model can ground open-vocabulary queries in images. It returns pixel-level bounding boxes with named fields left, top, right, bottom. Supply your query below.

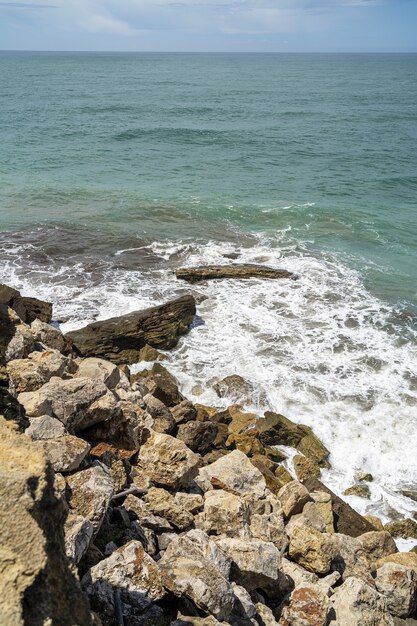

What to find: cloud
left=0, top=2, right=57, bottom=7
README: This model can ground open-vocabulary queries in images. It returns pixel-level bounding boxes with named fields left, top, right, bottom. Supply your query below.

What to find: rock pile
left=1, top=288, right=417, bottom=626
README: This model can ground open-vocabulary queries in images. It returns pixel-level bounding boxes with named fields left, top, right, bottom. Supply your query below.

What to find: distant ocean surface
left=1, top=52, right=416, bottom=530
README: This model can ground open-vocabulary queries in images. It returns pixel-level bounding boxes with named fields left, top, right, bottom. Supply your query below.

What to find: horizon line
left=1, top=49, right=417, bottom=54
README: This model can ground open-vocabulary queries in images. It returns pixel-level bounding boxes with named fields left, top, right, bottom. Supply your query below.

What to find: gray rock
left=64, top=513, right=94, bottom=565
left=66, top=462, right=114, bottom=536
left=196, top=449, right=266, bottom=498
left=75, top=357, right=121, bottom=389
left=216, top=537, right=281, bottom=591
left=375, top=562, right=417, bottom=618
left=329, top=576, right=394, bottom=625
left=26, top=414, right=67, bottom=440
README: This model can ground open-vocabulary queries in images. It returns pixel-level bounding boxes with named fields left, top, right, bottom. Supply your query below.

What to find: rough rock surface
left=375, top=562, right=417, bottom=618
left=279, top=583, right=330, bottom=626
left=0, top=416, right=92, bottom=625
left=288, top=525, right=336, bottom=574
left=36, top=434, right=91, bottom=473
left=216, top=537, right=281, bottom=591
left=329, top=576, right=395, bottom=625
left=175, top=264, right=297, bottom=283
left=66, top=462, right=114, bottom=535
left=196, top=449, right=266, bottom=497
left=0, top=283, right=52, bottom=324
left=66, top=295, right=196, bottom=364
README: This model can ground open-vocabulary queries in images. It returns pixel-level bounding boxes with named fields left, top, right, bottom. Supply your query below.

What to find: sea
left=1, top=51, right=416, bottom=538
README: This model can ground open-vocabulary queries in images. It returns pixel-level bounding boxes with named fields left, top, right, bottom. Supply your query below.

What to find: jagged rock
left=344, top=483, right=371, bottom=499
left=90, top=445, right=129, bottom=492
left=234, top=431, right=265, bottom=457
left=137, top=343, right=166, bottom=361
left=30, top=318, right=69, bottom=353
left=281, top=557, right=318, bottom=587
left=75, top=357, right=121, bottom=389
left=232, top=582, right=257, bottom=619
left=356, top=531, right=398, bottom=565
left=144, top=487, right=194, bottom=530
left=135, top=430, right=201, bottom=489
left=213, top=375, right=254, bottom=403
left=5, top=313, right=36, bottom=362
left=293, top=455, right=321, bottom=481
left=82, top=541, right=169, bottom=617
left=196, top=449, right=266, bottom=497
left=0, top=283, right=52, bottom=324
left=278, top=481, right=313, bottom=518
left=123, top=494, right=173, bottom=531
left=64, top=513, right=94, bottom=565
left=171, top=399, right=198, bottom=425
left=329, top=531, right=397, bottom=584
left=329, top=577, right=394, bottom=625
left=310, top=491, right=334, bottom=533
left=385, top=519, right=417, bottom=539
left=18, top=376, right=112, bottom=432
left=303, top=478, right=375, bottom=537
left=198, top=489, right=250, bottom=537
left=36, top=434, right=91, bottom=473
left=249, top=500, right=286, bottom=549
left=0, top=304, right=17, bottom=369
left=174, top=492, right=204, bottom=514
left=143, top=393, right=175, bottom=433
left=375, top=562, right=417, bottom=618
left=171, top=614, right=226, bottom=625
left=0, top=416, right=92, bottom=625
left=66, top=295, right=196, bottom=364
left=288, top=525, right=336, bottom=574
left=159, top=530, right=234, bottom=620
left=175, top=264, right=296, bottom=283
left=279, top=583, right=330, bottom=626
left=176, top=420, right=218, bottom=453
left=286, top=501, right=327, bottom=534
left=66, top=461, right=114, bottom=536
left=7, top=349, right=73, bottom=393
left=376, top=553, right=417, bottom=573
left=365, top=515, right=384, bottom=530
left=135, top=363, right=185, bottom=407
left=25, top=414, right=66, bottom=439
left=85, top=400, right=150, bottom=453
left=255, top=603, right=280, bottom=625
left=216, top=537, right=281, bottom=591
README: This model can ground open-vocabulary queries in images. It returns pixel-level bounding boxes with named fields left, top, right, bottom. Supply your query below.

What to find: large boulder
left=375, top=562, right=417, bottom=618
left=135, top=363, right=185, bottom=407
left=279, top=583, right=330, bottom=626
left=329, top=577, right=394, bottom=626
left=175, top=264, right=297, bottom=283
left=7, top=349, right=74, bottom=393
left=288, top=525, right=336, bottom=575
left=66, top=462, right=114, bottom=536
left=196, top=449, right=267, bottom=497
left=0, top=283, right=52, bottom=324
left=216, top=537, right=281, bottom=591
left=65, top=295, right=196, bottom=364
left=0, top=416, right=92, bottom=625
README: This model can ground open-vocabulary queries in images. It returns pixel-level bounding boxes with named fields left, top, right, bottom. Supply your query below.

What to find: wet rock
left=175, top=264, right=297, bottom=283
left=135, top=430, right=201, bottom=489
left=7, top=349, right=73, bottom=393
left=66, top=461, right=114, bottom=536
left=144, top=487, right=194, bottom=530
left=278, top=481, right=313, bottom=518
left=135, top=363, right=185, bottom=407
left=288, top=525, right=336, bottom=575
left=0, top=283, right=52, bottom=324
left=344, top=483, right=371, bottom=499
left=0, top=416, right=92, bottom=625
left=75, top=357, right=121, bottom=389
left=293, top=455, right=321, bottom=482
left=36, top=434, right=91, bottom=473
left=25, top=414, right=66, bottom=440
left=64, top=513, right=94, bottom=565
left=216, top=537, right=281, bottom=591
left=375, top=562, right=417, bottom=618
left=279, top=583, right=330, bottom=626
left=385, top=519, right=417, bottom=539
left=329, top=576, right=394, bottom=626
left=66, top=295, right=196, bottom=364
left=303, top=478, right=375, bottom=537
left=82, top=540, right=168, bottom=617
left=137, top=343, right=166, bottom=361
left=158, top=530, right=234, bottom=620
left=176, top=420, right=218, bottom=454
left=213, top=375, right=254, bottom=403
left=196, top=449, right=266, bottom=497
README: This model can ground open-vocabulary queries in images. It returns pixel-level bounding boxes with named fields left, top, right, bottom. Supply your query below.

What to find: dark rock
left=303, top=478, right=375, bottom=537
left=176, top=421, right=218, bottom=454
left=65, top=295, right=196, bottom=364
left=0, top=304, right=16, bottom=374
left=0, top=386, right=29, bottom=431
left=135, top=363, right=185, bottom=407
left=0, top=283, right=52, bottom=324
left=175, top=265, right=297, bottom=283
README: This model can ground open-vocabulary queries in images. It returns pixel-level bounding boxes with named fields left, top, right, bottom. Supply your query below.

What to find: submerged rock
left=66, top=295, right=196, bottom=364
left=175, top=264, right=297, bottom=283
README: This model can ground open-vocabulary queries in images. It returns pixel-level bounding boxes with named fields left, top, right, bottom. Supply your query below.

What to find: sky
left=0, top=0, right=416, bottom=53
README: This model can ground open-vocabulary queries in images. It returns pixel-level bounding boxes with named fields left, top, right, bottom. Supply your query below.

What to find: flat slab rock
left=65, top=295, right=196, bottom=364
left=175, top=264, right=297, bottom=283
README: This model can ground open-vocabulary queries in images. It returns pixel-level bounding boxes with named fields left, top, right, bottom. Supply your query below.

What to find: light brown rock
left=375, top=562, right=417, bottom=618
left=7, top=349, right=72, bottom=393
left=278, top=480, right=312, bottom=518
left=75, top=356, right=121, bottom=389
left=144, top=487, right=194, bottom=530
left=123, top=494, right=172, bottom=531
left=376, top=553, right=417, bottom=573
left=288, top=525, right=336, bottom=575
left=196, top=449, right=266, bottom=497
left=279, top=583, right=330, bottom=626
left=36, top=434, right=91, bottom=473
left=66, top=461, right=114, bottom=536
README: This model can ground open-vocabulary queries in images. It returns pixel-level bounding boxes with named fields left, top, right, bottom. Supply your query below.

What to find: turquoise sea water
left=1, top=52, right=417, bottom=525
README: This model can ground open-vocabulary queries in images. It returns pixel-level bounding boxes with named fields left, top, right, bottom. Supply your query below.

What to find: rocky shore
left=1, top=281, right=417, bottom=626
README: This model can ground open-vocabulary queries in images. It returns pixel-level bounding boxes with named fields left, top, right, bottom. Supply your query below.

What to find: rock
left=25, top=414, right=66, bottom=439
left=255, top=603, right=280, bottom=625
left=135, top=430, right=201, bottom=489
left=216, top=537, right=281, bottom=591
left=30, top=318, right=69, bottom=352
left=66, top=462, right=114, bottom=536
left=401, top=491, right=417, bottom=503
left=0, top=304, right=17, bottom=369
left=90, top=445, right=128, bottom=492
left=144, top=487, right=194, bottom=530
left=82, top=540, right=168, bottom=617
left=213, top=375, right=254, bottom=403
left=329, top=576, right=394, bottom=626
left=288, top=525, right=336, bottom=575
left=279, top=583, right=330, bottom=626
left=311, top=491, right=334, bottom=533
left=135, top=363, right=185, bottom=407
left=278, top=481, right=313, bottom=518
left=261, top=412, right=330, bottom=466
left=85, top=400, right=149, bottom=454
left=158, top=530, right=234, bottom=620
left=196, top=449, right=266, bottom=497
left=64, top=513, right=94, bottom=565
left=356, top=472, right=374, bottom=482
left=66, top=295, right=196, bottom=364
left=36, top=434, right=91, bottom=473
left=5, top=318, right=36, bottom=361
left=375, top=562, right=417, bottom=618
left=171, top=399, right=198, bottom=425
left=249, top=457, right=288, bottom=494
left=0, top=283, right=52, bottom=323
left=249, top=505, right=286, bottom=549
left=143, top=393, right=175, bottom=433
left=293, top=455, right=321, bottom=481
left=174, top=492, right=204, bottom=514
left=0, top=416, right=92, bottom=625
left=177, top=420, right=218, bottom=453
left=281, top=557, right=318, bottom=587
left=137, top=343, right=166, bottom=361
left=376, top=553, right=417, bottom=573
left=365, top=515, right=384, bottom=530
left=303, top=478, right=375, bottom=537
left=175, top=265, right=297, bottom=283
left=232, top=582, right=257, bottom=619
left=123, top=494, right=172, bottom=531
left=356, top=531, right=398, bottom=565
left=75, top=357, right=121, bottom=389
left=287, top=501, right=328, bottom=534
left=198, top=489, right=250, bottom=537
left=7, top=349, right=73, bottom=393
left=344, top=483, right=371, bottom=499
left=18, top=376, right=111, bottom=432
left=385, top=519, right=417, bottom=539
left=234, top=431, right=265, bottom=457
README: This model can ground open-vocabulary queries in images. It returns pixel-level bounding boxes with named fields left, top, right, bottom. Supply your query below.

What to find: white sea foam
left=1, top=235, right=416, bottom=533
